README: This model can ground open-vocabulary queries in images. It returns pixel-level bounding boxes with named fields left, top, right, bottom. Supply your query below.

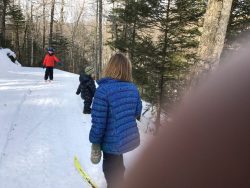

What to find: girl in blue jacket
left=89, top=53, right=142, bottom=188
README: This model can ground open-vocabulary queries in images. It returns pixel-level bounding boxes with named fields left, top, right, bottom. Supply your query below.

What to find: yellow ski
left=74, top=156, right=98, bottom=188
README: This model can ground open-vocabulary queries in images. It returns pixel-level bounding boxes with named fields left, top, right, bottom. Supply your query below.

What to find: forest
left=0, top=0, right=249, bottom=132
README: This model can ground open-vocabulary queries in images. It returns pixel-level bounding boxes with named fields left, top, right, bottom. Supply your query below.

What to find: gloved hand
left=57, top=62, right=63, bottom=66
left=90, top=144, right=102, bottom=164
left=43, top=65, right=45, bottom=69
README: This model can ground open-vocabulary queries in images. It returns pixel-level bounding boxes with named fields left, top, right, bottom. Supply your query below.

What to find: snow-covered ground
left=0, top=49, right=152, bottom=188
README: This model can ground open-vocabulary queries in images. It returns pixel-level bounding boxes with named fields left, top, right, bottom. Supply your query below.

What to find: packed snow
left=0, top=49, right=153, bottom=188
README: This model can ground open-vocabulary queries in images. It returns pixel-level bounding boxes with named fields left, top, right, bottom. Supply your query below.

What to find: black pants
left=44, top=67, right=54, bottom=80
left=103, top=152, right=125, bottom=188
left=83, top=96, right=93, bottom=113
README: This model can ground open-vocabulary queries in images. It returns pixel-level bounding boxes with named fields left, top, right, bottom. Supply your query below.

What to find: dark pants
left=83, top=96, right=93, bottom=113
left=44, top=67, right=54, bottom=80
left=103, top=152, right=125, bottom=188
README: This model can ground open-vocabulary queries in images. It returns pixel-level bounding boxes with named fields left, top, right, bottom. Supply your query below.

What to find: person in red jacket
left=43, top=47, right=60, bottom=82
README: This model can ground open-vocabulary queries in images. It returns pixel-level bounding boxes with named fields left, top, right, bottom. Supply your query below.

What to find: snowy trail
left=0, top=67, right=106, bottom=188
left=0, top=60, right=151, bottom=188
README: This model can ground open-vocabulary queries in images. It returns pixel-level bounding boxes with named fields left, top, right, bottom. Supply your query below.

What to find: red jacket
left=43, top=54, right=60, bottom=67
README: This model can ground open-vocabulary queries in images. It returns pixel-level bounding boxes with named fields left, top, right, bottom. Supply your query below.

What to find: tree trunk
left=0, top=0, right=2, bottom=46
left=1, top=0, right=8, bottom=46
left=42, top=0, right=46, bottom=50
left=155, top=0, right=171, bottom=135
left=22, top=22, right=28, bottom=58
left=49, top=0, right=56, bottom=47
left=30, top=3, right=34, bottom=66
left=155, top=74, right=164, bottom=135
left=130, top=20, right=137, bottom=62
left=71, top=3, right=85, bottom=73
left=197, top=0, right=233, bottom=70
left=25, top=0, right=30, bottom=65
left=15, top=25, right=20, bottom=60
left=95, top=0, right=99, bottom=79
left=60, top=0, right=65, bottom=35
left=98, top=0, right=103, bottom=77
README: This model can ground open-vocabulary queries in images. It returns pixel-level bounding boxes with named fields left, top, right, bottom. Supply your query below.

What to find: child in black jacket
left=76, top=66, right=96, bottom=114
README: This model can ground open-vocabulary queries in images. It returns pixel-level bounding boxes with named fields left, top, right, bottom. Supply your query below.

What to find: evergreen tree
left=50, top=28, right=69, bottom=69
left=8, top=4, right=25, bottom=59
left=108, top=0, right=206, bottom=133
left=227, top=0, right=250, bottom=41
left=0, top=0, right=11, bottom=47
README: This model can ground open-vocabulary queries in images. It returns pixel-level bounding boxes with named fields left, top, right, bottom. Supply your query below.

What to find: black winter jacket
left=76, top=73, right=96, bottom=100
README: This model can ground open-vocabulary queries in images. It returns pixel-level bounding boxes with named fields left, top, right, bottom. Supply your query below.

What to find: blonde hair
left=102, top=53, right=132, bottom=82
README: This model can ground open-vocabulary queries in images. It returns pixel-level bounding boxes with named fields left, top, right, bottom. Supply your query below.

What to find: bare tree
left=59, top=0, right=65, bottom=35
left=95, top=0, right=99, bottom=79
left=98, top=0, right=103, bottom=77
left=30, top=2, right=34, bottom=66
left=70, top=1, right=85, bottom=72
left=49, top=0, right=55, bottom=47
left=0, top=0, right=2, bottom=46
left=1, top=0, right=8, bottom=46
left=42, top=0, right=46, bottom=50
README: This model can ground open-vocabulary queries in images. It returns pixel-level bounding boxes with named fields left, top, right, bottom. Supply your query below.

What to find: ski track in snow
left=0, top=86, right=32, bottom=166
left=0, top=57, right=152, bottom=188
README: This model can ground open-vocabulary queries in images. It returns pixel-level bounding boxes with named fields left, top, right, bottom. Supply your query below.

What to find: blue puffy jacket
left=89, top=77, right=142, bottom=154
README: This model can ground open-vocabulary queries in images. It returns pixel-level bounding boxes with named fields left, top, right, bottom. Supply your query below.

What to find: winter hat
left=91, top=144, right=102, bottom=164
left=85, top=66, right=94, bottom=75
left=47, top=47, right=55, bottom=53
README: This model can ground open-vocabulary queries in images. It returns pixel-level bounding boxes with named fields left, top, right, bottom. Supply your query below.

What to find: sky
left=18, top=0, right=111, bottom=23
